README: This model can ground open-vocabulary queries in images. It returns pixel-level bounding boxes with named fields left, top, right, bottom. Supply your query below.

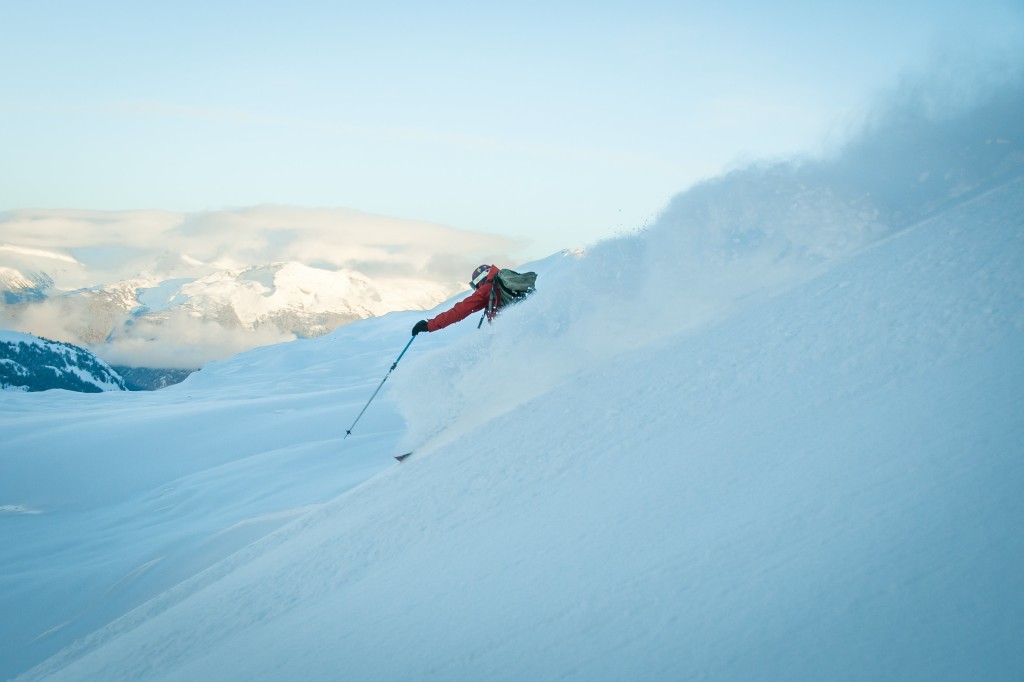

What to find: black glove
left=412, top=320, right=429, bottom=336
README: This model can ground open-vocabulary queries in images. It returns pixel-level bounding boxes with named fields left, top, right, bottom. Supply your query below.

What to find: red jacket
left=427, top=265, right=502, bottom=332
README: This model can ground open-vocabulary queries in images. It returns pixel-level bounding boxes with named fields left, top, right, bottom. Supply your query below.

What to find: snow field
left=4, top=75, right=1024, bottom=680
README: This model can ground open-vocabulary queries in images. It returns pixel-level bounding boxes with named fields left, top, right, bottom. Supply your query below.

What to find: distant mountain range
left=109, top=365, right=195, bottom=391
left=0, top=268, right=52, bottom=304
left=0, top=256, right=463, bottom=377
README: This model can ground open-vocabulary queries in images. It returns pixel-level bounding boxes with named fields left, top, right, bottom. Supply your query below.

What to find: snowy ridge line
left=846, top=171, right=1024, bottom=259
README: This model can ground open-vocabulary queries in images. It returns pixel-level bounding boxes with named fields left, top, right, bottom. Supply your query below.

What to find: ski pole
left=344, top=335, right=416, bottom=439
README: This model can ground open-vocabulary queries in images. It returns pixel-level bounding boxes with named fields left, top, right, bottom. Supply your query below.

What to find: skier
left=411, top=264, right=508, bottom=336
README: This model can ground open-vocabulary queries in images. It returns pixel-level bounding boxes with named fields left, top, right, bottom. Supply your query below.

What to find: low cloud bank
left=0, top=205, right=517, bottom=288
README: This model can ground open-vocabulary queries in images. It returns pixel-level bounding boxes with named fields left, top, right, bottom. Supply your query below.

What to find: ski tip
left=394, top=452, right=413, bottom=462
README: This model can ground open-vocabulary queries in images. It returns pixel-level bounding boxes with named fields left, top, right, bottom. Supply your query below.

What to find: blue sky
left=2, top=0, right=1022, bottom=259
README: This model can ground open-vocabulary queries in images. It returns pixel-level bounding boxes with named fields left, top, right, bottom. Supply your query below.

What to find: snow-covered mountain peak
left=0, top=330, right=126, bottom=392
left=0, top=266, right=53, bottom=303
left=176, top=260, right=459, bottom=329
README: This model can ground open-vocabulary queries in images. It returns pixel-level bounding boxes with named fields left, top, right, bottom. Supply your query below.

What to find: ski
left=394, top=452, right=413, bottom=462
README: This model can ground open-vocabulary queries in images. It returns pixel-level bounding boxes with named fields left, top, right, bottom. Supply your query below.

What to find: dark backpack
left=479, top=269, right=538, bottom=326
left=493, top=269, right=537, bottom=304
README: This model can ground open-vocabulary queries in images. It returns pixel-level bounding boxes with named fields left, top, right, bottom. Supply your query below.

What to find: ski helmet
left=470, top=264, right=492, bottom=289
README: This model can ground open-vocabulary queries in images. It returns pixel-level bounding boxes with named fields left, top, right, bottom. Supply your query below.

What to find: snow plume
left=633, top=55, right=1024, bottom=313
left=395, top=61, right=1024, bottom=449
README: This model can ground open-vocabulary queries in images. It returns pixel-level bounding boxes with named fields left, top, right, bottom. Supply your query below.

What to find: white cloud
left=100, top=311, right=296, bottom=370
left=0, top=206, right=517, bottom=288
left=0, top=244, right=81, bottom=264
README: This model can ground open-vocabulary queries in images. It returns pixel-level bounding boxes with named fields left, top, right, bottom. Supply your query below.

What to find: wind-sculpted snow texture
left=4, top=73, right=1024, bottom=681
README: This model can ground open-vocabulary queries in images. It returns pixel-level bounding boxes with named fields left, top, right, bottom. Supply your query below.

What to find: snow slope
left=3, top=77, right=1024, bottom=680
left=0, top=318, right=410, bottom=678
